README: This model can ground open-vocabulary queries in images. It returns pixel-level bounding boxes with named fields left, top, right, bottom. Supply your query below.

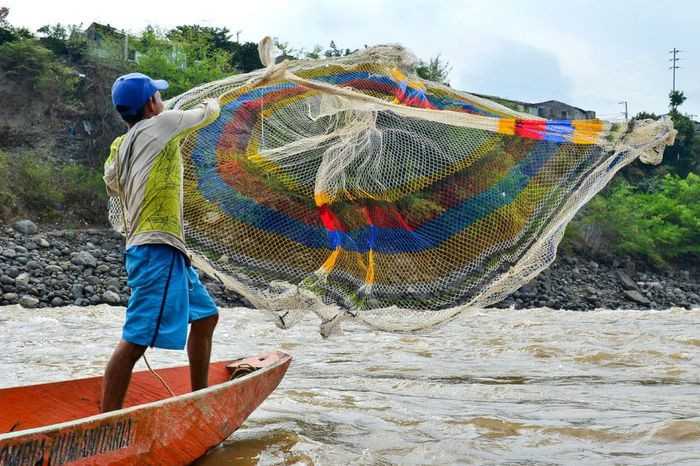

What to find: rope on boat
left=229, top=363, right=258, bottom=380
left=142, top=352, right=176, bottom=397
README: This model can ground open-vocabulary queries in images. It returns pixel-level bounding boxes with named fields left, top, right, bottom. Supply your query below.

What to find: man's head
left=111, top=73, right=168, bottom=126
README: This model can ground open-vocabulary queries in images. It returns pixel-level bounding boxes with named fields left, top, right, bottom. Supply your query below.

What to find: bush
left=567, top=174, right=700, bottom=264
left=0, top=39, right=53, bottom=79
left=133, top=26, right=233, bottom=97
left=0, top=151, right=108, bottom=224
left=60, top=163, right=108, bottom=221
left=12, top=154, right=64, bottom=217
left=0, top=151, right=17, bottom=218
left=0, top=39, right=79, bottom=100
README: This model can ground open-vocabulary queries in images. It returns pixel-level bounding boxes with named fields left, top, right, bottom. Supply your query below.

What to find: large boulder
left=623, top=289, right=651, bottom=305
left=2, top=293, right=19, bottom=303
left=14, top=272, right=30, bottom=288
left=71, top=251, right=97, bottom=268
left=102, top=290, right=121, bottom=305
left=616, top=270, right=639, bottom=291
left=13, top=219, right=38, bottom=235
left=19, top=295, right=40, bottom=308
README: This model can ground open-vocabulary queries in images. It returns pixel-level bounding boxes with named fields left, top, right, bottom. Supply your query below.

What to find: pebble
left=19, top=295, right=40, bottom=308
left=71, top=284, right=84, bottom=299
left=50, top=297, right=64, bottom=306
left=25, top=260, right=42, bottom=270
left=45, top=265, right=63, bottom=274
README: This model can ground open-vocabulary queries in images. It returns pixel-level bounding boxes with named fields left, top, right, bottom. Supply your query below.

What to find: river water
left=1, top=304, right=699, bottom=465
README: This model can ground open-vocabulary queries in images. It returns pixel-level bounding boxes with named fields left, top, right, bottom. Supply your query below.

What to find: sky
left=5, top=0, right=699, bottom=119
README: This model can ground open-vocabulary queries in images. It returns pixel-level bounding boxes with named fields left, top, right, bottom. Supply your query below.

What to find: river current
left=1, top=304, right=699, bottom=465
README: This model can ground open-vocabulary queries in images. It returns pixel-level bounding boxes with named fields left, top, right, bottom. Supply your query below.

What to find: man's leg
left=102, top=340, right=147, bottom=412
left=187, top=314, right=219, bottom=391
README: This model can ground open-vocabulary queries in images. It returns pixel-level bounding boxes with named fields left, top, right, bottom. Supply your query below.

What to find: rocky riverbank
left=0, top=221, right=246, bottom=309
left=1, top=221, right=698, bottom=311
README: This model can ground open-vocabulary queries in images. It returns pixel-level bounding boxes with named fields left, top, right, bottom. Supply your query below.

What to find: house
left=85, top=23, right=122, bottom=45
left=84, top=22, right=136, bottom=61
left=83, top=22, right=188, bottom=67
left=473, top=94, right=597, bottom=120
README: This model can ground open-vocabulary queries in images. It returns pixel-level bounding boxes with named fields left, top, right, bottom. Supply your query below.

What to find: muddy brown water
left=1, top=305, right=699, bottom=465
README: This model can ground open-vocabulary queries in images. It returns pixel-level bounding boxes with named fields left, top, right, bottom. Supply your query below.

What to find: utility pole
left=123, top=29, right=128, bottom=62
left=618, top=101, right=628, bottom=120
left=669, top=48, right=681, bottom=93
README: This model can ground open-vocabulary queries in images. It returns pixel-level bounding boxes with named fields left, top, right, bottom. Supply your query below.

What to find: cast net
left=109, top=38, right=676, bottom=333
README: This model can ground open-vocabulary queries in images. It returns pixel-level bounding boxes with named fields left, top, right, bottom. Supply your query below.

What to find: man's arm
left=150, top=98, right=221, bottom=144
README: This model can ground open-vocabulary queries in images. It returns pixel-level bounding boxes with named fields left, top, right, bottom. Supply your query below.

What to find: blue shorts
left=123, top=244, right=218, bottom=350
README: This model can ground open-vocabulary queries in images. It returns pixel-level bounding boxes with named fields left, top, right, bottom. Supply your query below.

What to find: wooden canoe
left=0, top=351, right=291, bottom=466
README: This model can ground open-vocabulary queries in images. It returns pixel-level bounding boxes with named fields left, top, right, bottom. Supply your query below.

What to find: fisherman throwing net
left=109, top=37, right=676, bottom=333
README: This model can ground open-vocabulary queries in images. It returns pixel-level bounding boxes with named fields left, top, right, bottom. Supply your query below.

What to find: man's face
left=150, top=91, right=165, bottom=116
left=142, top=91, right=165, bottom=119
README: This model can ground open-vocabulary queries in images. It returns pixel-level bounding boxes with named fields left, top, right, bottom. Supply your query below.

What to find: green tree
left=666, top=90, right=697, bottom=176
left=415, top=54, right=451, bottom=84
left=167, top=25, right=232, bottom=52
left=37, top=23, right=68, bottom=53
left=324, top=40, right=342, bottom=58
left=582, top=175, right=700, bottom=264
left=305, top=45, right=323, bottom=59
left=274, top=39, right=299, bottom=61
left=230, top=41, right=263, bottom=72
left=135, top=27, right=232, bottom=96
left=666, top=112, right=697, bottom=176
left=37, top=23, right=86, bottom=61
left=633, top=111, right=659, bottom=121
left=323, top=40, right=354, bottom=58
left=669, top=90, right=686, bottom=110
left=0, top=7, right=33, bottom=44
left=166, top=26, right=265, bottom=72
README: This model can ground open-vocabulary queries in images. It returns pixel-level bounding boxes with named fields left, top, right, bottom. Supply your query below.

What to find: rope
left=229, top=363, right=258, bottom=380
left=142, top=351, right=176, bottom=397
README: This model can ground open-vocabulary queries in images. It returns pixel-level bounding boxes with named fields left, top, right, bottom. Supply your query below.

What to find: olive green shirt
left=104, top=99, right=220, bottom=257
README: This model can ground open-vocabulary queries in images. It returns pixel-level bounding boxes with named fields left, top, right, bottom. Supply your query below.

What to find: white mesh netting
left=109, top=38, right=676, bottom=334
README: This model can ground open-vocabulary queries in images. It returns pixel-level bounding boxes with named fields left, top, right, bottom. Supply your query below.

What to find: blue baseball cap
left=112, top=72, right=168, bottom=116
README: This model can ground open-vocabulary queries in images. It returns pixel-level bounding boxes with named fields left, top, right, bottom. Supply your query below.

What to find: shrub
left=60, top=163, right=108, bottom=222
left=566, top=174, right=700, bottom=264
left=0, top=151, right=17, bottom=218
left=127, top=25, right=234, bottom=97
left=12, top=154, right=64, bottom=216
left=0, top=151, right=108, bottom=224
left=0, top=39, right=53, bottom=80
left=0, top=39, right=79, bottom=99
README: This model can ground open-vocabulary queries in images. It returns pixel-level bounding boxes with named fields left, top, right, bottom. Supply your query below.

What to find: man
left=102, top=72, right=221, bottom=412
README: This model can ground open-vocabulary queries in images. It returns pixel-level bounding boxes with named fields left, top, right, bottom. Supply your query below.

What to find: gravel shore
left=1, top=221, right=698, bottom=311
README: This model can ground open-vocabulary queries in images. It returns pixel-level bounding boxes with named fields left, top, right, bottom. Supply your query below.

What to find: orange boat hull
left=0, top=351, right=291, bottom=466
